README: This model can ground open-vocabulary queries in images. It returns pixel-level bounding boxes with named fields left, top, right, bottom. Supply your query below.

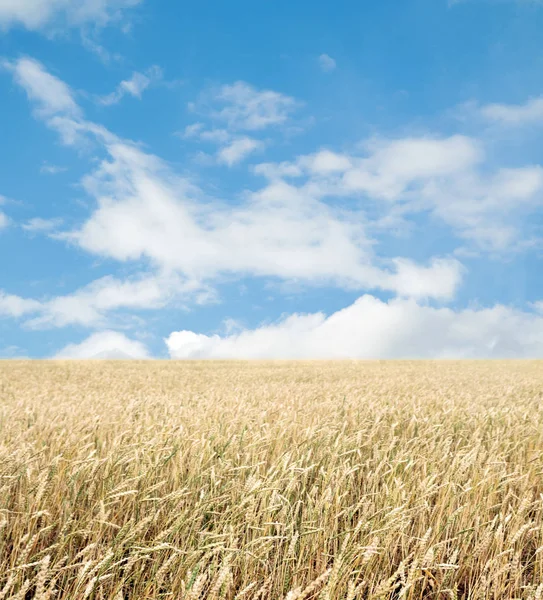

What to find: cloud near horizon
left=55, top=330, right=150, bottom=359
left=166, top=295, right=543, bottom=360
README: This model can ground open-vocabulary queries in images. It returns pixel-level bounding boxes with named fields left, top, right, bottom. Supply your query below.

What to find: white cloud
left=425, top=165, right=543, bottom=250
left=481, top=97, right=543, bottom=125
left=2, top=57, right=80, bottom=118
left=209, top=81, right=300, bottom=131
left=69, top=145, right=463, bottom=298
left=184, top=82, right=301, bottom=166
left=35, top=274, right=176, bottom=328
left=0, top=293, right=42, bottom=318
left=98, top=66, right=162, bottom=106
left=22, top=217, right=63, bottom=232
left=166, top=295, right=543, bottom=359
left=0, top=211, right=8, bottom=230
left=185, top=127, right=262, bottom=166
left=54, top=330, right=150, bottom=359
left=5, top=54, right=543, bottom=360
left=200, top=129, right=231, bottom=143
left=217, top=137, right=264, bottom=166
left=301, top=149, right=352, bottom=174
left=0, top=0, right=142, bottom=32
left=0, top=273, right=208, bottom=329
left=80, top=33, right=122, bottom=64
left=253, top=161, right=305, bottom=179
left=385, top=258, right=464, bottom=300
left=3, top=59, right=465, bottom=301
left=255, top=138, right=543, bottom=251
left=40, top=163, right=67, bottom=175
left=318, top=54, right=337, bottom=72
left=2, top=57, right=115, bottom=149
left=342, top=136, right=483, bottom=199
left=182, top=122, right=205, bottom=138
left=256, top=137, right=481, bottom=192
left=10, top=56, right=543, bottom=328
left=182, top=123, right=261, bottom=165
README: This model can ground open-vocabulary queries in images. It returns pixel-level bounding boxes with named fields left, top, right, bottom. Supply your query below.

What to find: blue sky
left=0, top=0, right=542, bottom=359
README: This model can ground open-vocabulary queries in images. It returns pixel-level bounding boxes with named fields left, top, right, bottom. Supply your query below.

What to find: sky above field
left=0, top=0, right=543, bottom=359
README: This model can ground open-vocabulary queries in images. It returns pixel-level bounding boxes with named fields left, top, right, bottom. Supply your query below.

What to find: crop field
left=1, top=360, right=543, bottom=599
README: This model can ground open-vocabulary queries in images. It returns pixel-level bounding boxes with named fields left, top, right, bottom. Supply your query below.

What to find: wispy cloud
left=183, top=81, right=301, bottom=166
left=0, top=0, right=143, bottom=32
left=1, top=57, right=81, bottom=118
left=188, top=81, right=301, bottom=132
left=98, top=66, right=163, bottom=106
left=217, top=137, right=264, bottom=166
left=182, top=122, right=205, bottom=139
left=40, top=163, right=67, bottom=175
left=0, top=273, right=211, bottom=329
left=210, top=81, right=300, bottom=131
left=480, top=96, right=543, bottom=125
left=318, top=53, right=337, bottom=72
left=0, top=194, right=9, bottom=229
left=22, top=217, right=64, bottom=233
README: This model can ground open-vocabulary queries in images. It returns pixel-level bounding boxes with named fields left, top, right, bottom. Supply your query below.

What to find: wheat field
left=1, top=360, right=543, bottom=599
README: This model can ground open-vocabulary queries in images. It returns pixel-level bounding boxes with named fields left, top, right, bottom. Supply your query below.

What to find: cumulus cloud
left=0, top=293, right=42, bottom=318
left=98, top=66, right=162, bottom=106
left=255, top=139, right=543, bottom=251
left=0, top=0, right=142, bottom=32
left=481, top=96, right=543, bottom=125
left=318, top=54, right=337, bottom=72
left=6, top=55, right=542, bottom=341
left=68, top=145, right=463, bottom=297
left=54, top=330, right=150, bottom=359
left=0, top=59, right=459, bottom=299
left=4, top=54, right=543, bottom=359
left=385, top=258, right=464, bottom=300
left=166, top=295, right=543, bottom=359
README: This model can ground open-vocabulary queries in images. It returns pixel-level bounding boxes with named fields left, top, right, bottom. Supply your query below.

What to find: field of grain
left=1, top=361, right=543, bottom=599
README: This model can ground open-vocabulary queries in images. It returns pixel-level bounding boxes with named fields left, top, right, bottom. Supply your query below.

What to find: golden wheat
left=0, top=360, right=542, bottom=599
